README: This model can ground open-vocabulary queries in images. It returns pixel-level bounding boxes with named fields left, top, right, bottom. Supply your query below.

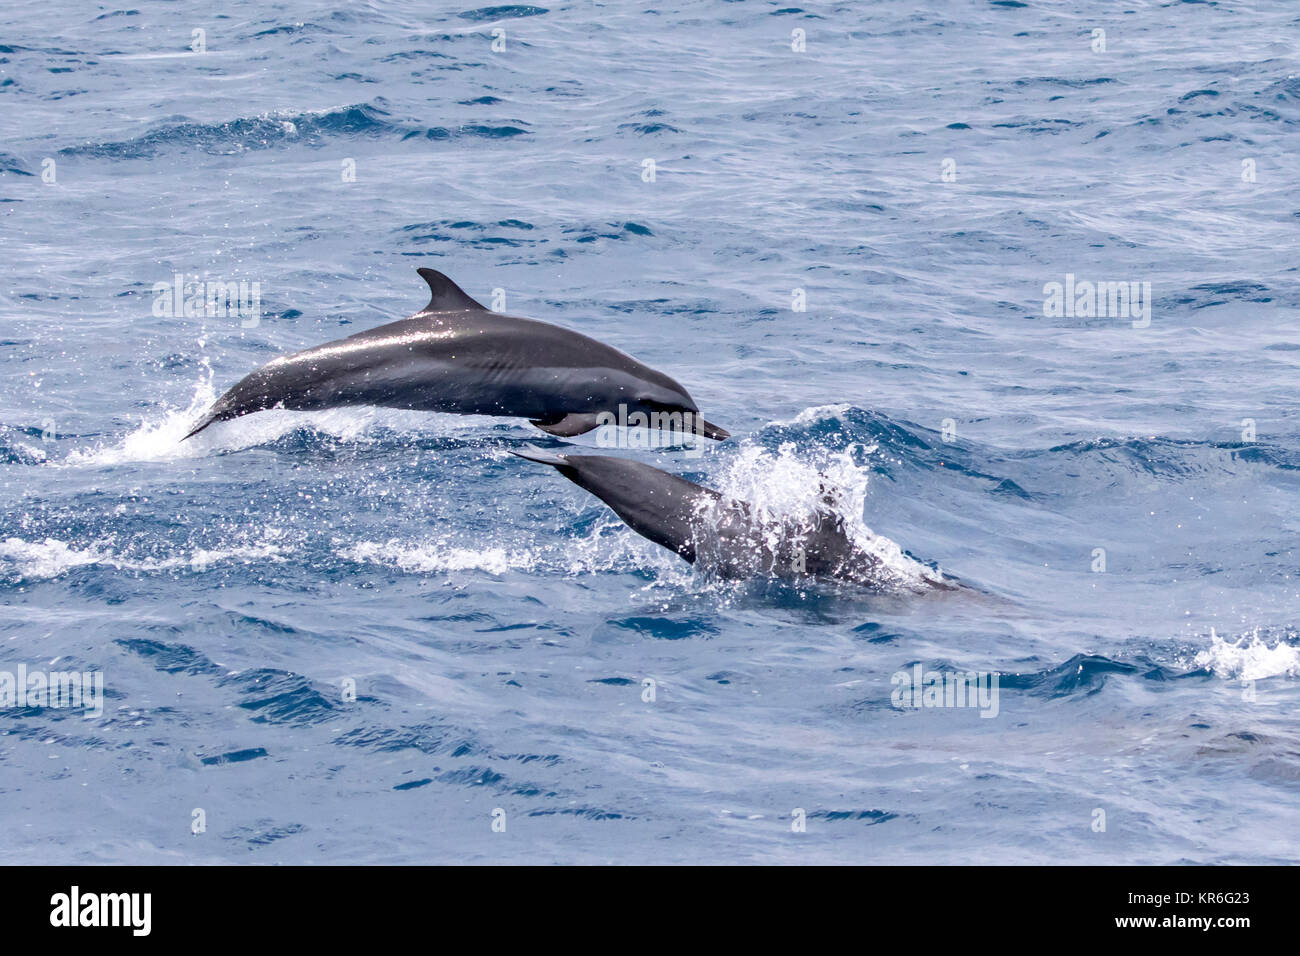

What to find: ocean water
left=2, top=0, right=1298, bottom=864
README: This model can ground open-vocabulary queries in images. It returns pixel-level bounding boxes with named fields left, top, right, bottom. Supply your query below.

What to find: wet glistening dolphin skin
left=184, top=268, right=729, bottom=441
left=511, top=446, right=956, bottom=591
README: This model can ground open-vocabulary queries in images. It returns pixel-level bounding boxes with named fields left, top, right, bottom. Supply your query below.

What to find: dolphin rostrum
left=511, top=447, right=954, bottom=592
left=184, top=268, right=729, bottom=441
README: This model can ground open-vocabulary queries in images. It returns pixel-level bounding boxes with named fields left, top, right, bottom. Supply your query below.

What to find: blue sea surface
left=2, top=1, right=1298, bottom=864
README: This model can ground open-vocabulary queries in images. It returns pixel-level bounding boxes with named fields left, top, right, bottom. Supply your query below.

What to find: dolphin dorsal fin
left=417, top=267, right=487, bottom=312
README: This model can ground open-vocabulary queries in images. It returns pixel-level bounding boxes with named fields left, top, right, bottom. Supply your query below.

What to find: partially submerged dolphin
left=511, top=447, right=955, bottom=592
left=184, top=268, right=729, bottom=441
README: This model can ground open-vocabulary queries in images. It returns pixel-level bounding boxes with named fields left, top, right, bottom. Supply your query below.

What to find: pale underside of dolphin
left=184, top=268, right=729, bottom=441
left=511, top=446, right=956, bottom=592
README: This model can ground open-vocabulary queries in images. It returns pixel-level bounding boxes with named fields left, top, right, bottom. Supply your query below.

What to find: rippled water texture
left=1, top=1, right=1298, bottom=863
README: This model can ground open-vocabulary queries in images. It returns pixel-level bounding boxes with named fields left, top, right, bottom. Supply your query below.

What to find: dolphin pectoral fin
left=416, top=267, right=488, bottom=312
left=510, top=445, right=570, bottom=467
left=695, top=417, right=730, bottom=441
left=529, top=412, right=601, bottom=437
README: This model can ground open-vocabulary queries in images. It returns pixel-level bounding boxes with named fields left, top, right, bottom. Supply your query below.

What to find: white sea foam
left=1193, top=627, right=1300, bottom=680
left=0, top=535, right=287, bottom=583
left=334, top=507, right=696, bottom=594
left=338, top=539, right=535, bottom=576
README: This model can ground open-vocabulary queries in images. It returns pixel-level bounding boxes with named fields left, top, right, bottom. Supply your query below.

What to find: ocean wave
left=54, top=100, right=525, bottom=160
left=457, top=6, right=549, bottom=23
left=767, top=406, right=1300, bottom=493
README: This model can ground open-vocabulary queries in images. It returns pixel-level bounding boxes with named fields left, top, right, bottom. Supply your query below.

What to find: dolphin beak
left=696, top=417, right=730, bottom=441
left=181, top=419, right=210, bottom=440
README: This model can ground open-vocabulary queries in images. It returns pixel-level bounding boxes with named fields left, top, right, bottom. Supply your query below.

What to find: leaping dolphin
left=511, top=447, right=956, bottom=592
left=184, top=268, right=729, bottom=441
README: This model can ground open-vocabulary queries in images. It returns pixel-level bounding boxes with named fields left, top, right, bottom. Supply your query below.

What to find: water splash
left=707, top=440, right=942, bottom=592
left=61, top=355, right=529, bottom=467
left=1193, top=627, right=1300, bottom=680
left=64, top=358, right=217, bottom=467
